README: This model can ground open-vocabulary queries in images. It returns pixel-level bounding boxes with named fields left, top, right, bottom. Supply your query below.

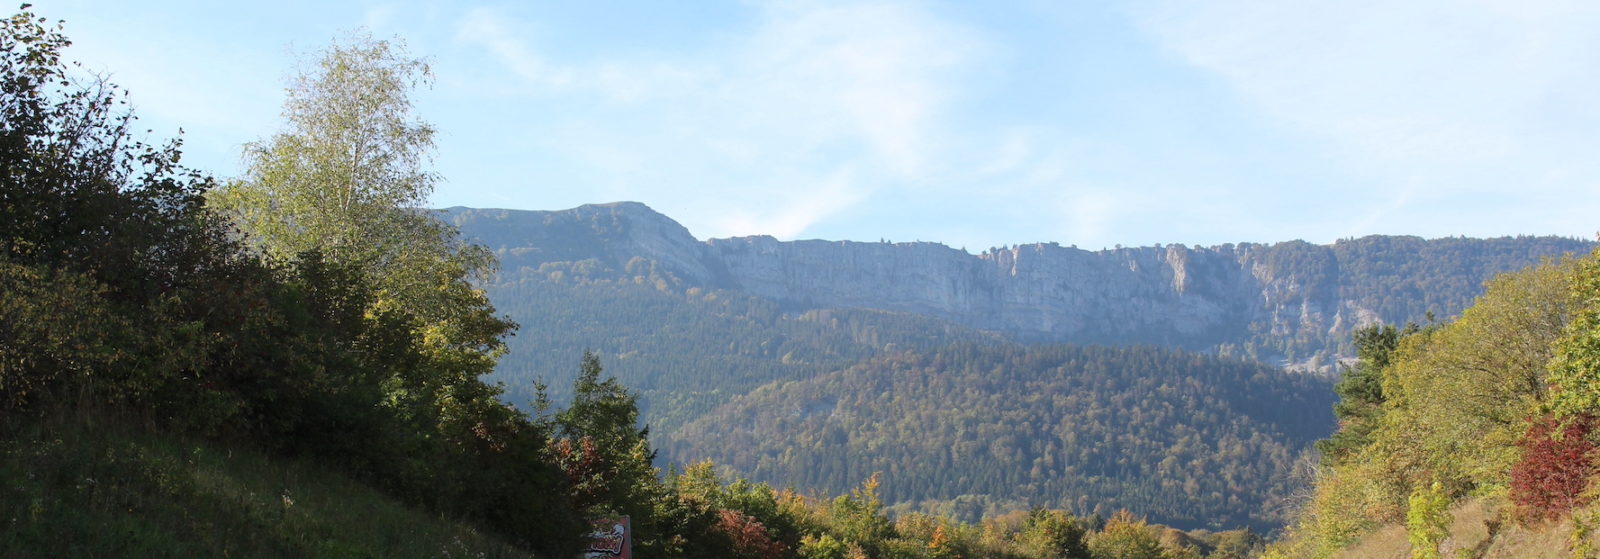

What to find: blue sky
left=40, top=0, right=1600, bottom=251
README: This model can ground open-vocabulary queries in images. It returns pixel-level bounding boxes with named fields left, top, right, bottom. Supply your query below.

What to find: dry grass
left=1332, top=497, right=1584, bottom=559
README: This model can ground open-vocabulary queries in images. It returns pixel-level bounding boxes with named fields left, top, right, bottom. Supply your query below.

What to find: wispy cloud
left=1127, top=0, right=1600, bottom=234
left=455, top=8, right=577, bottom=90
left=452, top=0, right=986, bottom=239
left=713, top=168, right=868, bottom=239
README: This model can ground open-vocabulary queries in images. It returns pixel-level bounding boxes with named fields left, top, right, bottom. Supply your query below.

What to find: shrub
left=1405, top=481, right=1450, bottom=559
left=1510, top=414, right=1600, bottom=523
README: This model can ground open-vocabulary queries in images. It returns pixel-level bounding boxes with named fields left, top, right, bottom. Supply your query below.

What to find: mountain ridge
left=443, top=202, right=1592, bottom=369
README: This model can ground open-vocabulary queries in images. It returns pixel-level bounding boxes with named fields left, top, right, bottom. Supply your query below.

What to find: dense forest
left=483, top=267, right=1337, bottom=531
left=668, top=344, right=1333, bottom=532
left=491, top=276, right=1001, bottom=432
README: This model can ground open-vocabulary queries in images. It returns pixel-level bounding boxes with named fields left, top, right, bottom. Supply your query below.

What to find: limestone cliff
left=442, top=203, right=1592, bottom=370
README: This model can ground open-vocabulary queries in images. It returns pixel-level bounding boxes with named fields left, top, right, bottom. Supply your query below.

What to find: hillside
left=666, top=343, right=1334, bottom=532
left=0, top=414, right=537, bottom=558
left=1264, top=252, right=1600, bottom=557
left=1328, top=498, right=1577, bottom=559
left=443, top=202, right=1588, bottom=536
left=489, top=277, right=1002, bottom=434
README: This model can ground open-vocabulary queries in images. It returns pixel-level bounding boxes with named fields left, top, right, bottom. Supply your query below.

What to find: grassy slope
left=0, top=412, right=540, bottom=559
left=1333, top=498, right=1582, bottom=559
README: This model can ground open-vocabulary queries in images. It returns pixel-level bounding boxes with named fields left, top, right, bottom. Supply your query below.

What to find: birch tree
left=214, top=34, right=513, bottom=437
left=215, top=33, right=496, bottom=329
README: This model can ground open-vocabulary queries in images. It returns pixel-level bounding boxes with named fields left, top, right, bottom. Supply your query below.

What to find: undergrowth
left=0, top=411, right=538, bottom=558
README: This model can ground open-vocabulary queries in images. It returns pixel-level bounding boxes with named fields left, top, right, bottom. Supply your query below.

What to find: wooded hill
left=667, top=343, right=1334, bottom=532
left=446, top=203, right=1587, bottom=532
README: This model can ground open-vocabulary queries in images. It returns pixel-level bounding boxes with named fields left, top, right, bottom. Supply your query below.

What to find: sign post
left=583, top=516, right=631, bottom=559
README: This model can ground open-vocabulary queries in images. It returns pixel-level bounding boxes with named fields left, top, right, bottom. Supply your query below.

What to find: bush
left=1510, top=414, right=1600, bottom=523
left=1405, top=481, right=1450, bottom=559
left=0, top=261, right=123, bottom=412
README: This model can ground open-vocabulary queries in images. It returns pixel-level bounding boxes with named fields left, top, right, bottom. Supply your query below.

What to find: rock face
left=442, top=203, right=1593, bottom=369
left=707, top=239, right=1345, bottom=354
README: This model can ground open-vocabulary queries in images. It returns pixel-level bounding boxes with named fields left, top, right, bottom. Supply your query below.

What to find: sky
left=37, top=0, right=1600, bottom=251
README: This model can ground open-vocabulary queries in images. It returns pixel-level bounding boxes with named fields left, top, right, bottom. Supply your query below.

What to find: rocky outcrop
left=444, top=203, right=1592, bottom=369
left=706, top=239, right=1344, bottom=353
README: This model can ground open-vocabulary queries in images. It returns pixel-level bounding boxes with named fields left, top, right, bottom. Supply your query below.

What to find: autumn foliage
left=1510, top=414, right=1600, bottom=523
left=714, top=509, right=788, bottom=558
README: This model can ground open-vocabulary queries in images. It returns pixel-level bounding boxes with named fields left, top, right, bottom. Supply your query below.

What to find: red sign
left=583, top=516, right=631, bottom=559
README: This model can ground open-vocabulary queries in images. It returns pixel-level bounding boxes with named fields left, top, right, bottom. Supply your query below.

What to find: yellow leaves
left=1282, top=256, right=1593, bottom=556
left=1405, top=481, right=1451, bottom=559
left=1547, top=250, right=1600, bottom=420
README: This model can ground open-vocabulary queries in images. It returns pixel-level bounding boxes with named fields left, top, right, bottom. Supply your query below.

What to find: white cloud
left=712, top=168, right=868, bottom=239
left=455, top=8, right=577, bottom=90
left=1127, top=0, right=1600, bottom=231
left=452, top=0, right=987, bottom=239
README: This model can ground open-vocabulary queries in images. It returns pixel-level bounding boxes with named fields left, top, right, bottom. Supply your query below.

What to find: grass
left=1332, top=497, right=1581, bottom=559
left=0, top=411, right=540, bottom=558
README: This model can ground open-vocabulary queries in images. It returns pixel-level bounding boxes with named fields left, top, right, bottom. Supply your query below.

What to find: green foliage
left=1087, top=511, right=1166, bottom=559
left=0, top=10, right=585, bottom=555
left=1018, top=508, right=1091, bottom=559
left=669, top=343, right=1334, bottom=531
left=214, top=32, right=497, bottom=315
left=0, top=413, right=536, bottom=558
left=1573, top=508, right=1599, bottom=559
left=0, top=261, right=121, bottom=411
left=1203, top=529, right=1261, bottom=559
left=211, top=34, right=512, bottom=446
left=1332, top=235, right=1592, bottom=335
left=1406, top=481, right=1450, bottom=559
left=1317, top=323, right=1413, bottom=465
left=540, top=352, right=666, bottom=552
left=1546, top=249, right=1600, bottom=419
left=799, top=533, right=856, bottom=559
left=668, top=461, right=803, bottom=557
left=832, top=473, right=896, bottom=551
left=1383, top=259, right=1581, bottom=491
left=1277, top=256, right=1587, bottom=556
left=487, top=275, right=1001, bottom=435
left=0, top=9, right=223, bottom=293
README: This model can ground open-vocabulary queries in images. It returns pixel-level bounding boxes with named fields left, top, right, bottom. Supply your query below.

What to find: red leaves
left=712, top=508, right=788, bottom=558
left=1510, top=414, right=1600, bottom=523
left=553, top=436, right=606, bottom=510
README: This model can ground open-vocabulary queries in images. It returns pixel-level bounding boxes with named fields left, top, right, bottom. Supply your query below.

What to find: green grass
left=0, top=412, right=540, bottom=558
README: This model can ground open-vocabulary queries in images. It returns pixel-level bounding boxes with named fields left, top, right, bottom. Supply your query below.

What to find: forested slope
left=491, top=277, right=1000, bottom=433
left=1266, top=251, right=1600, bottom=558
left=668, top=344, right=1335, bottom=532
left=452, top=205, right=1587, bottom=538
